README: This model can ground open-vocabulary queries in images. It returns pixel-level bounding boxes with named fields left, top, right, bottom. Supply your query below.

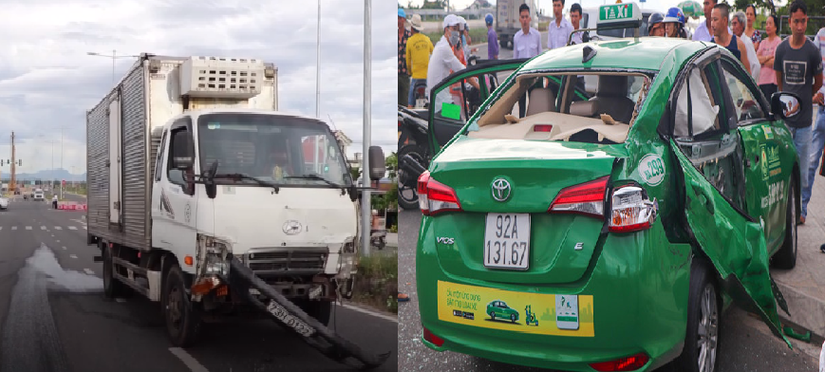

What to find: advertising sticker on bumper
left=437, top=281, right=594, bottom=337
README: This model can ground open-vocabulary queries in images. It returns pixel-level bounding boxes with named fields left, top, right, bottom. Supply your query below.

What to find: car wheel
left=490, top=311, right=495, bottom=320
left=772, top=177, right=797, bottom=269
left=675, top=260, right=720, bottom=372
left=510, top=314, right=516, bottom=323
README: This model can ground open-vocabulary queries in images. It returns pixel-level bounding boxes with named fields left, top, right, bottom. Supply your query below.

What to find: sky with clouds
left=0, top=0, right=396, bottom=176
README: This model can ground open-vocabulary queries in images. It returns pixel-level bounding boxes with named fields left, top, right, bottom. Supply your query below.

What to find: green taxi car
left=415, top=3, right=798, bottom=372
left=487, top=300, right=520, bottom=323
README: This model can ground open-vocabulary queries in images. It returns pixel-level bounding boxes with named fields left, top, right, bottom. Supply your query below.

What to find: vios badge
left=282, top=220, right=302, bottom=235
left=491, top=178, right=512, bottom=202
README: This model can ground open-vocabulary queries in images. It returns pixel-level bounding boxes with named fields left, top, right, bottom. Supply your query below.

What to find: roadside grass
left=352, top=251, right=398, bottom=314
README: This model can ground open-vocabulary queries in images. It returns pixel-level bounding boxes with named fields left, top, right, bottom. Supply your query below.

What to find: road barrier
left=56, top=202, right=87, bottom=211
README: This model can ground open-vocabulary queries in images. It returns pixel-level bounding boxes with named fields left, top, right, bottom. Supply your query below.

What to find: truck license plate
left=483, top=213, right=530, bottom=270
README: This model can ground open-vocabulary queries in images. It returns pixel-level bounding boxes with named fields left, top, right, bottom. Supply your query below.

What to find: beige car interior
left=469, top=72, right=651, bottom=143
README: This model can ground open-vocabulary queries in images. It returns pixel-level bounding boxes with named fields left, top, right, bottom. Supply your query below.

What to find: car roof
left=520, top=37, right=713, bottom=72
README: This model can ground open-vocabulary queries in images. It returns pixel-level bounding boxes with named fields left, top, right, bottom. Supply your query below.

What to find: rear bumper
left=416, top=218, right=693, bottom=371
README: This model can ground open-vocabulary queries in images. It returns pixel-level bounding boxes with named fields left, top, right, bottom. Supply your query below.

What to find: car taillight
left=417, top=170, right=462, bottom=216
left=608, top=185, right=658, bottom=233
left=589, top=352, right=649, bottom=371
left=422, top=326, right=445, bottom=347
left=533, top=124, right=553, bottom=132
left=548, top=176, right=608, bottom=218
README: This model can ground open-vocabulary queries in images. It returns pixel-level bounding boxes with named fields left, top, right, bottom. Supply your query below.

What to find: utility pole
left=361, top=0, right=372, bottom=256
left=10, top=132, right=15, bottom=193
left=60, top=126, right=64, bottom=199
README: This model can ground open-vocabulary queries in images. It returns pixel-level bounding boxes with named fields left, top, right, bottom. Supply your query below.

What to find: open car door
left=669, top=138, right=791, bottom=348
left=427, top=59, right=527, bottom=155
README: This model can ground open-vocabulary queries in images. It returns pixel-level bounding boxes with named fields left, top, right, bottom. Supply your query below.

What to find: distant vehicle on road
left=0, top=196, right=9, bottom=210
left=33, top=189, right=44, bottom=201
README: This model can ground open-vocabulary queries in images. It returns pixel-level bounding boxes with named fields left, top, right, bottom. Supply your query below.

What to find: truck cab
left=151, top=109, right=364, bottom=321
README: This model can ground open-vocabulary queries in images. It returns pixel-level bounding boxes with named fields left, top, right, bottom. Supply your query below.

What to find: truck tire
left=297, top=299, right=332, bottom=326
left=162, top=263, right=202, bottom=347
left=102, top=243, right=130, bottom=299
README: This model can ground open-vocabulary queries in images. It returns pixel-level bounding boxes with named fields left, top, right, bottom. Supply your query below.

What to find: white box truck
left=496, top=0, right=539, bottom=49
left=85, top=53, right=388, bottom=368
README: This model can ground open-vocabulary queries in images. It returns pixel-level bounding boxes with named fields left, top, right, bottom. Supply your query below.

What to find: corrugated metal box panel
left=86, top=61, right=151, bottom=251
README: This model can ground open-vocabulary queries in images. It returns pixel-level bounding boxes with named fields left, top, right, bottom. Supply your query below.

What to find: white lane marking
left=55, top=226, right=62, bottom=230
left=68, top=226, right=77, bottom=230
left=41, top=226, right=47, bottom=230
left=56, top=240, right=60, bottom=243
left=83, top=268, right=94, bottom=275
left=25, top=226, right=31, bottom=230
left=11, top=226, right=16, bottom=230
left=83, top=226, right=87, bottom=230
left=169, top=347, right=210, bottom=372
left=61, top=246, right=66, bottom=250
left=69, top=254, right=77, bottom=259
left=338, top=303, right=399, bottom=323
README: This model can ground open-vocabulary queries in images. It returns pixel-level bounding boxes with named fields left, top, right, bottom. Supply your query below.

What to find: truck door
left=108, top=96, right=122, bottom=224
left=153, top=117, right=199, bottom=272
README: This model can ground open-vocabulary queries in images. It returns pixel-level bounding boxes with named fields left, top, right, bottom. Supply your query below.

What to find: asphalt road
left=0, top=196, right=398, bottom=372
left=397, top=209, right=821, bottom=372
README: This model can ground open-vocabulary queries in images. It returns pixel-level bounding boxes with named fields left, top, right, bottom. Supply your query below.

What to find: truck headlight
left=197, top=234, right=232, bottom=277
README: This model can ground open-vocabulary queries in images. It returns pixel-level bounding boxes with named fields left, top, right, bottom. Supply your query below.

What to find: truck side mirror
left=368, top=146, right=386, bottom=181
left=172, top=133, right=195, bottom=170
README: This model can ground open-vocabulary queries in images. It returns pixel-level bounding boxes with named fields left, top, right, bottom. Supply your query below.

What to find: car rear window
left=468, top=72, right=653, bottom=145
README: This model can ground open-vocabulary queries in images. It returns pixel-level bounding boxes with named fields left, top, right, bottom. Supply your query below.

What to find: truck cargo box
left=86, top=54, right=278, bottom=251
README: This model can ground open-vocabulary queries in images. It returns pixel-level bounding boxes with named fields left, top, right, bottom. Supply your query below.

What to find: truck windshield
left=196, top=113, right=351, bottom=188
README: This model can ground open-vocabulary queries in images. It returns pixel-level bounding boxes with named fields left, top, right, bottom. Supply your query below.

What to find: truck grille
left=243, top=247, right=328, bottom=275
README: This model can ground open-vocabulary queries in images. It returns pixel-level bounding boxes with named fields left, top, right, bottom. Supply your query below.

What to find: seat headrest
left=525, top=88, right=556, bottom=116
left=569, top=101, right=597, bottom=117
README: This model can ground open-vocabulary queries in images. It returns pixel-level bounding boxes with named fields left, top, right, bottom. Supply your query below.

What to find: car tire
left=490, top=311, right=495, bottom=320
left=510, top=314, right=516, bottom=323
left=675, top=259, right=720, bottom=372
left=772, top=177, right=797, bottom=269
left=162, top=263, right=202, bottom=347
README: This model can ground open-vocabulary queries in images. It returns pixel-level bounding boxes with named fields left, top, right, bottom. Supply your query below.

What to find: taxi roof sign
left=597, top=2, right=642, bottom=30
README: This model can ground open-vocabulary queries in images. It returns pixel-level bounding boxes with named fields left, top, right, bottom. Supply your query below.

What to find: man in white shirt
left=569, top=3, right=584, bottom=45
left=731, top=11, right=760, bottom=82
left=513, top=3, right=542, bottom=59
left=426, top=14, right=467, bottom=115
left=547, top=0, right=574, bottom=50
left=692, top=0, right=717, bottom=41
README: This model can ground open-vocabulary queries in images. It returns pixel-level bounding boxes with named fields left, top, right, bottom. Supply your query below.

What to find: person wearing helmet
left=663, top=7, right=688, bottom=39
left=647, top=12, right=665, bottom=37
left=486, top=13, right=499, bottom=60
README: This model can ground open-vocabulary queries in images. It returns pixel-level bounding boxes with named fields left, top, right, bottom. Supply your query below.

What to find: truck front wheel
left=162, top=263, right=202, bottom=347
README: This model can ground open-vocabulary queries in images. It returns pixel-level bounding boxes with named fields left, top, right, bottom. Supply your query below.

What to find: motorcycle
left=370, top=229, right=387, bottom=250
left=411, top=79, right=428, bottom=109
left=397, top=105, right=431, bottom=211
